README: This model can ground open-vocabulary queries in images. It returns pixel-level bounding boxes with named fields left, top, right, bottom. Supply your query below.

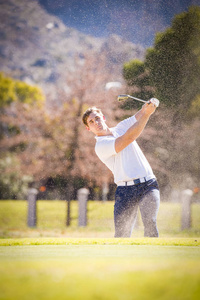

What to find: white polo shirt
left=95, top=115, right=155, bottom=185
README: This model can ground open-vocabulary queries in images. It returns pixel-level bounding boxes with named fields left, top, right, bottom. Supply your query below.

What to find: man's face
left=86, top=111, right=107, bottom=136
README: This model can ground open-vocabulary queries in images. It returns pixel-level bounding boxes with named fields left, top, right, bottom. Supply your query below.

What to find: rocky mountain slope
left=0, top=0, right=145, bottom=104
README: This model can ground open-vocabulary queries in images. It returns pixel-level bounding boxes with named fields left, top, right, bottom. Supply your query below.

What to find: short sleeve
left=115, top=115, right=137, bottom=133
left=95, top=136, right=116, bottom=160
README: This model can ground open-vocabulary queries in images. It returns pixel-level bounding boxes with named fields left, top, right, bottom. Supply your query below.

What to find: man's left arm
left=115, top=102, right=157, bottom=153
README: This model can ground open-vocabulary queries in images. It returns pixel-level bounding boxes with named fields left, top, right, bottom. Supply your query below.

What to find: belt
left=117, top=176, right=155, bottom=186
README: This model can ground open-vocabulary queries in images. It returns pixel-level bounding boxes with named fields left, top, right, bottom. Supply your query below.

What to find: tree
left=145, top=6, right=200, bottom=118
left=0, top=154, right=32, bottom=199
left=123, top=59, right=154, bottom=109
left=0, top=72, right=45, bottom=140
left=0, top=72, right=45, bottom=108
left=0, top=72, right=45, bottom=198
left=43, top=53, right=121, bottom=222
left=122, top=6, right=200, bottom=119
left=145, top=109, right=200, bottom=194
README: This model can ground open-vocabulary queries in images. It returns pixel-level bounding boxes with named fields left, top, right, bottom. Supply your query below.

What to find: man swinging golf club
left=82, top=96, right=160, bottom=237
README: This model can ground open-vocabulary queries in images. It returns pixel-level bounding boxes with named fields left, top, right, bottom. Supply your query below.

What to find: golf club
left=117, top=94, right=159, bottom=107
left=118, top=94, right=147, bottom=103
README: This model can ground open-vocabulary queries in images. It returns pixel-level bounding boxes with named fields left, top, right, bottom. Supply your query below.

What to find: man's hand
left=141, top=101, right=157, bottom=116
left=150, top=98, right=159, bottom=107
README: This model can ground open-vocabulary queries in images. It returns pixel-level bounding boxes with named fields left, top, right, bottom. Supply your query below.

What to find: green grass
left=0, top=200, right=200, bottom=238
left=0, top=237, right=200, bottom=246
left=0, top=242, right=200, bottom=300
left=1, top=201, right=200, bottom=299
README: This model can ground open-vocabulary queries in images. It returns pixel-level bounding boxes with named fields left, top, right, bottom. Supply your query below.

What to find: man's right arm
left=115, top=102, right=156, bottom=153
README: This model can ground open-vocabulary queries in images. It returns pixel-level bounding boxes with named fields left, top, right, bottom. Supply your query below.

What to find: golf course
left=0, top=200, right=200, bottom=300
left=1, top=1, right=200, bottom=299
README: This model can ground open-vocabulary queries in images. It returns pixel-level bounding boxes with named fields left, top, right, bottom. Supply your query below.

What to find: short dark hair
left=82, top=107, right=103, bottom=126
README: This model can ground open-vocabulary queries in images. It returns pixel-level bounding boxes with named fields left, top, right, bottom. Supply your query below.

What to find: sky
left=39, top=0, right=200, bottom=47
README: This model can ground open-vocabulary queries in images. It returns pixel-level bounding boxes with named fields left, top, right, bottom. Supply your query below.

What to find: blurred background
left=0, top=0, right=200, bottom=206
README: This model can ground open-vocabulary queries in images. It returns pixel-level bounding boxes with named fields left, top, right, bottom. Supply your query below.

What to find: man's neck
left=96, top=127, right=113, bottom=137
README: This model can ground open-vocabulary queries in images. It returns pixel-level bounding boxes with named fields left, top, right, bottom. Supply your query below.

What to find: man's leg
left=139, top=180, right=160, bottom=237
left=114, top=186, right=139, bottom=237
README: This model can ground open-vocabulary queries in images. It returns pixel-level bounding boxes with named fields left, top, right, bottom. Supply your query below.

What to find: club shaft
left=127, top=95, right=147, bottom=103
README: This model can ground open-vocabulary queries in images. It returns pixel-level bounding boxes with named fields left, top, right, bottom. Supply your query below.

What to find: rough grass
left=0, top=200, right=200, bottom=238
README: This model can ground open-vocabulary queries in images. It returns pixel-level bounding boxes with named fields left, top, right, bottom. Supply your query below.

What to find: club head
left=117, top=94, right=129, bottom=102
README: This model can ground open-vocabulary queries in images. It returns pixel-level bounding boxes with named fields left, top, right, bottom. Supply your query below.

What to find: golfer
left=82, top=100, right=160, bottom=237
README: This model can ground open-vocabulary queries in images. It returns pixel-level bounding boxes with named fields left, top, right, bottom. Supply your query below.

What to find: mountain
left=0, top=0, right=145, bottom=104
left=38, top=0, right=200, bottom=47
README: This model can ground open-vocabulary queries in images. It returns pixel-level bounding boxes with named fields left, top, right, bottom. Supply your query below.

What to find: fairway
left=1, top=239, right=200, bottom=300
left=1, top=201, right=200, bottom=299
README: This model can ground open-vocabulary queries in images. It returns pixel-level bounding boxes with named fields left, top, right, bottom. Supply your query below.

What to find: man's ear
left=103, top=115, right=106, bottom=120
left=86, top=126, right=90, bottom=131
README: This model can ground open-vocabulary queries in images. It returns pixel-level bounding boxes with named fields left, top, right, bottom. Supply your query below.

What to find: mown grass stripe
left=0, top=237, right=199, bottom=246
